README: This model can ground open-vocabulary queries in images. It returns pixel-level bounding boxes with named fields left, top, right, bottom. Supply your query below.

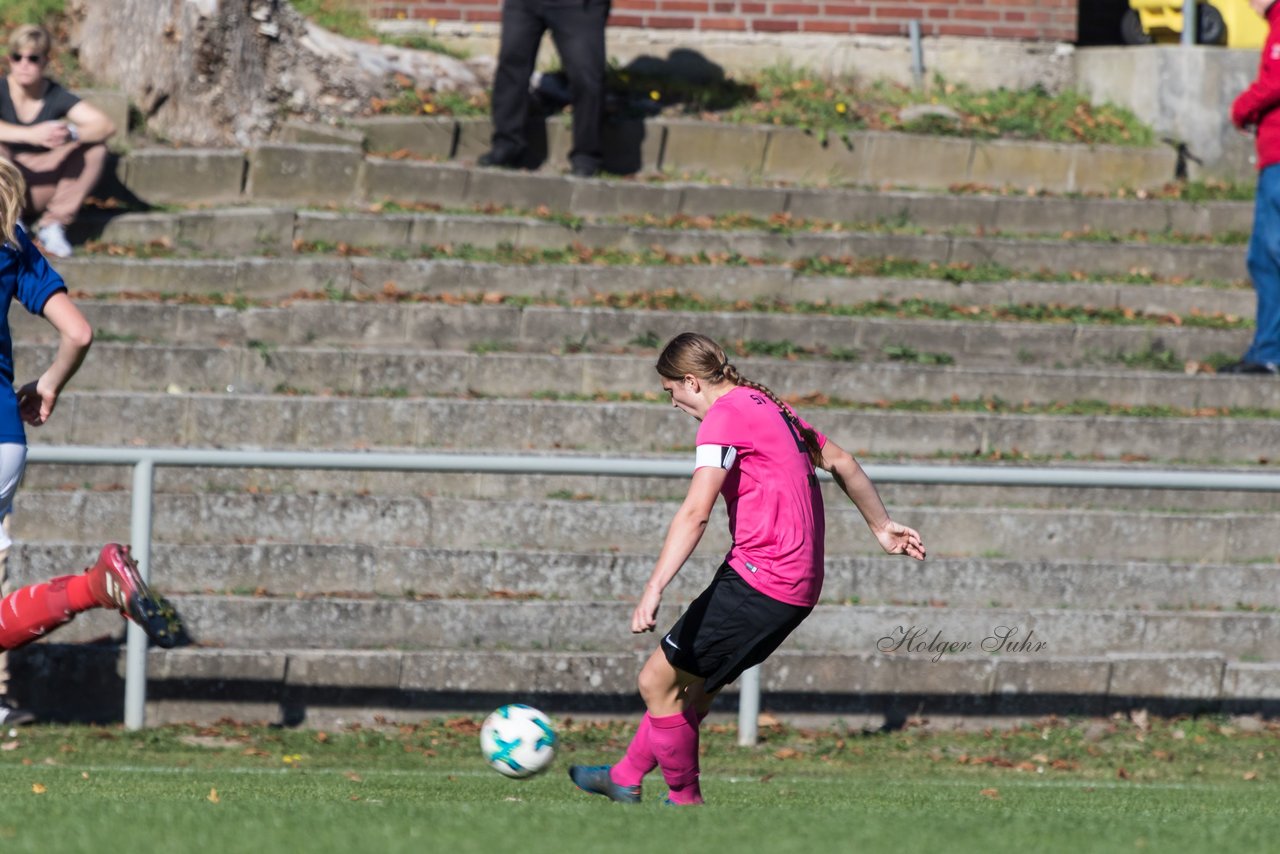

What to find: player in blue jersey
left=0, top=158, right=176, bottom=726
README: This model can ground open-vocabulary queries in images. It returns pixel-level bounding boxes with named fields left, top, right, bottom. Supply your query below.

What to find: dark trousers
left=489, top=0, right=609, bottom=171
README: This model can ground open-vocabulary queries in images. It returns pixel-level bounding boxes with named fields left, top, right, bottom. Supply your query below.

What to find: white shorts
left=0, top=443, right=27, bottom=552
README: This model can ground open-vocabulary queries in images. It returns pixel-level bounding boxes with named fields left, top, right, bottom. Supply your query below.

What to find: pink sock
left=611, top=709, right=710, bottom=788
left=610, top=712, right=656, bottom=787
left=649, top=708, right=703, bottom=804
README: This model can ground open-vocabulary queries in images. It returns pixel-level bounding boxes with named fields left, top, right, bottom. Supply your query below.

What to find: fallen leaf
left=31, top=784, right=45, bottom=794
left=980, top=788, right=1000, bottom=800
left=208, top=788, right=220, bottom=803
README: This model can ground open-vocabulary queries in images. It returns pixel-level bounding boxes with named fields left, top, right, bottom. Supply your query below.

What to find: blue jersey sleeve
left=15, top=228, right=67, bottom=314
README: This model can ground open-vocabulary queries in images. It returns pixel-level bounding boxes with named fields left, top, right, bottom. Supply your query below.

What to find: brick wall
left=372, top=0, right=1079, bottom=42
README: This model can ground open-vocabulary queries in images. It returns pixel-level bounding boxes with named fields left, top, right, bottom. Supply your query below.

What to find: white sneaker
left=0, top=700, right=36, bottom=726
left=37, top=222, right=72, bottom=258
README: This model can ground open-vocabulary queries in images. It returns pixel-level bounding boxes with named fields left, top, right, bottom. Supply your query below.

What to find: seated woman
left=0, top=24, right=116, bottom=258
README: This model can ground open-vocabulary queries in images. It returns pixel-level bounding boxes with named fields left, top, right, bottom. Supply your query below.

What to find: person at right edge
left=1223, top=0, right=1280, bottom=375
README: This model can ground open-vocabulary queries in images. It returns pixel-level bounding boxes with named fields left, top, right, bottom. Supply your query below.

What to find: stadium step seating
left=8, top=140, right=1277, bottom=727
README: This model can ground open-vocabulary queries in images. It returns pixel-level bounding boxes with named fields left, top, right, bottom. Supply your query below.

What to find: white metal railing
left=25, top=446, right=1280, bottom=735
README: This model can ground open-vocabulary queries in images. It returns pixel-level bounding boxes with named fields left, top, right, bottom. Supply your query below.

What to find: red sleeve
left=1235, top=20, right=1280, bottom=127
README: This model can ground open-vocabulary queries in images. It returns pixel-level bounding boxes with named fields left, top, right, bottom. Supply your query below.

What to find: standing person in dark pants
left=478, top=0, right=610, bottom=178
left=1222, top=0, right=1280, bottom=375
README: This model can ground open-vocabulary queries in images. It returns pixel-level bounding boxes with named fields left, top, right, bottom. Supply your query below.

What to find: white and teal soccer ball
left=480, top=704, right=557, bottom=779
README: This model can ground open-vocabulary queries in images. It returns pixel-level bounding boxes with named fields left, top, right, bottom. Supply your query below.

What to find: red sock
left=649, top=708, right=704, bottom=805
left=612, top=708, right=710, bottom=788
left=0, top=575, right=97, bottom=651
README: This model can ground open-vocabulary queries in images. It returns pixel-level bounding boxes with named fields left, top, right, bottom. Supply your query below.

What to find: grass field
left=0, top=713, right=1276, bottom=853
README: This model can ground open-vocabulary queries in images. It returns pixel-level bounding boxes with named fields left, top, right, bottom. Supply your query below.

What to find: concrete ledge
left=175, top=207, right=296, bottom=252
left=246, top=144, right=364, bottom=203
left=454, top=117, right=494, bottom=161
left=362, top=158, right=470, bottom=204
left=1108, top=653, right=1226, bottom=700
left=69, top=203, right=1253, bottom=279
left=10, top=370, right=1280, bottom=463
left=761, top=128, right=865, bottom=184
left=95, top=144, right=1249, bottom=237
left=660, top=119, right=770, bottom=179
left=7, top=490, right=1280, bottom=563
left=970, top=139, right=1073, bottom=191
left=1073, top=144, right=1179, bottom=194
left=54, top=254, right=1254, bottom=317
left=278, top=119, right=365, bottom=149
left=349, top=116, right=457, bottom=158
left=862, top=131, right=975, bottom=189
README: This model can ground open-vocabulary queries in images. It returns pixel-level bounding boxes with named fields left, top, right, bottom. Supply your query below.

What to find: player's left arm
left=18, top=291, right=92, bottom=426
left=64, top=99, right=116, bottom=145
left=819, top=437, right=926, bottom=560
left=630, top=465, right=727, bottom=633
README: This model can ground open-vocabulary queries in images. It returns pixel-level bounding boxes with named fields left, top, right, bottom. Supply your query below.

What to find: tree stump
left=67, top=0, right=492, bottom=146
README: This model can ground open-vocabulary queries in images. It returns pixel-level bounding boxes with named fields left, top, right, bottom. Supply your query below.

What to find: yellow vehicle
left=1122, top=0, right=1269, bottom=48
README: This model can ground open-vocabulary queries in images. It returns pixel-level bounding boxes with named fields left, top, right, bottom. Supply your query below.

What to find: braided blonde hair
left=656, top=332, right=823, bottom=467
left=0, top=159, right=24, bottom=248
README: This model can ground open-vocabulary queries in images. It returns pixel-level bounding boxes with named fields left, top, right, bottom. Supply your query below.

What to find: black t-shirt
left=0, top=77, right=81, bottom=153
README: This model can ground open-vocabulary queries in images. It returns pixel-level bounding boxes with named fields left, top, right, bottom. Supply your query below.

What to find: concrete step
left=12, top=544, right=1279, bottom=611
left=22, top=391, right=1280, bottom=465
left=14, top=645, right=1264, bottom=724
left=68, top=207, right=1250, bottom=281
left=115, top=133, right=1190, bottom=210
left=40, top=596, right=1280, bottom=661
left=8, top=491, right=1280, bottom=563
left=15, top=347, right=1270, bottom=411
left=12, top=302, right=1252, bottom=370
left=331, top=156, right=1253, bottom=237
left=56, top=256, right=1255, bottom=315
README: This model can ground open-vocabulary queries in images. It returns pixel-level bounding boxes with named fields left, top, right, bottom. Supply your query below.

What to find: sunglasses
left=8, top=53, right=44, bottom=65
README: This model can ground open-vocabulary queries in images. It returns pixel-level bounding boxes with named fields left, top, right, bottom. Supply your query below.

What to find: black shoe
left=0, top=700, right=36, bottom=727
left=1218, top=360, right=1279, bottom=375
left=477, top=150, right=522, bottom=170
left=570, top=162, right=600, bottom=178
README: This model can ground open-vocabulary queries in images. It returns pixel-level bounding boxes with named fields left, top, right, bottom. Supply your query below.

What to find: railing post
left=908, top=20, right=925, bottom=90
left=737, top=664, right=761, bottom=746
left=1181, top=0, right=1197, bottom=45
left=123, top=458, right=154, bottom=731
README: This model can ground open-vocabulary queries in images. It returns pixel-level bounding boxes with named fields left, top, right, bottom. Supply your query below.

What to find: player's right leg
left=0, top=544, right=180, bottom=651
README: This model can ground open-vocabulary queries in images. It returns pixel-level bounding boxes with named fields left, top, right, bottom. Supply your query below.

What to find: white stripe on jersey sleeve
left=695, top=444, right=737, bottom=470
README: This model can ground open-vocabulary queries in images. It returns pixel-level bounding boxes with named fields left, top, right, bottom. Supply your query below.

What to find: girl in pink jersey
left=571, top=332, right=925, bottom=805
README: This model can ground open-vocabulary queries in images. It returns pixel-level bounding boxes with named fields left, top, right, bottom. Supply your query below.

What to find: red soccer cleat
left=86, top=544, right=180, bottom=649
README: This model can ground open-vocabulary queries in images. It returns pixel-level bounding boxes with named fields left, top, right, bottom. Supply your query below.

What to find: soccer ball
left=480, top=704, right=557, bottom=779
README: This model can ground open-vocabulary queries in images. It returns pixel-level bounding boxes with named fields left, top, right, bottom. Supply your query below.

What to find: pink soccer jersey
left=694, top=385, right=827, bottom=607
